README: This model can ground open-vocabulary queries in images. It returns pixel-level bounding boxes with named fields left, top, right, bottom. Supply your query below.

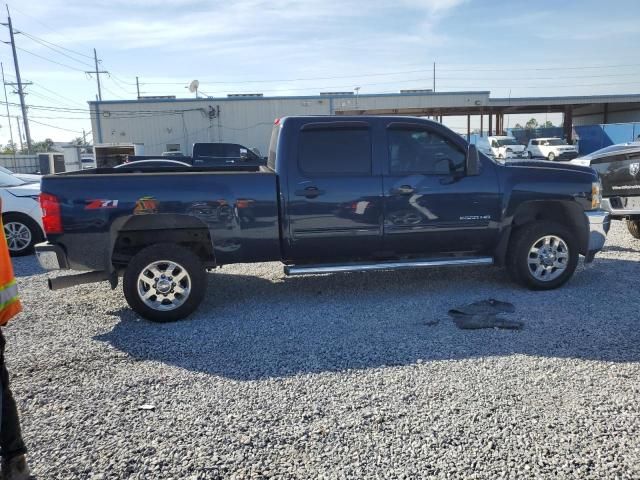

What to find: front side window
left=388, top=128, right=465, bottom=175
left=299, top=128, right=371, bottom=175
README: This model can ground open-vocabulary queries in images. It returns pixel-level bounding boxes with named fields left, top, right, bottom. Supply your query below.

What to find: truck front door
left=382, top=122, right=502, bottom=255
left=285, top=121, right=383, bottom=262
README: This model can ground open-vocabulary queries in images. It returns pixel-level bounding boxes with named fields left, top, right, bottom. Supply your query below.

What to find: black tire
left=2, top=213, right=43, bottom=257
left=123, top=243, right=207, bottom=322
left=506, top=221, right=579, bottom=290
left=627, top=219, right=640, bottom=239
left=547, top=152, right=556, bottom=161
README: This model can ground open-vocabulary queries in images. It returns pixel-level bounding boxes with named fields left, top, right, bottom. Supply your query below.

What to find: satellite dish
left=188, top=80, right=199, bottom=93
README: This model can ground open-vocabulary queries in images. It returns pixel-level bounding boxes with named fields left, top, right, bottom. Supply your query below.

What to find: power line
left=19, top=30, right=94, bottom=67
left=29, top=117, right=84, bottom=133
left=137, top=63, right=640, bottom=86
left=14, top=46, right=88, bottom=72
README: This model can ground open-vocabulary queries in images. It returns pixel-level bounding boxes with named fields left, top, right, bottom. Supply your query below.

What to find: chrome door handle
left=295, top=186, right=325, bottom=198
left=393, top=185, right=415, bottom=195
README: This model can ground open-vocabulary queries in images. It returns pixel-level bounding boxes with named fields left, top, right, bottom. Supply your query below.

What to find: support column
left=480, top=114, right=484, bottom=136
left=603, top=103, right=609, bottom=124
left=466, top=115, right=471, bottom=141
left=488, top=113, right=493, bottom=136
left=563, top=106, right=574, bottom=144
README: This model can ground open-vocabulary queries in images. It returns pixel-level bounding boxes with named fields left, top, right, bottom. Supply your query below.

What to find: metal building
left=89, top=91, right=640, bottom=157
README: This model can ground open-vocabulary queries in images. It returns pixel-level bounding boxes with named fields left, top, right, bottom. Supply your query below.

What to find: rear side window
left=298, top=128, right=371, bottom=175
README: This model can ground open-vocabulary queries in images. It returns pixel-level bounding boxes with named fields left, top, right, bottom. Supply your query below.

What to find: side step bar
left=284, top=256, right=493, bottom=276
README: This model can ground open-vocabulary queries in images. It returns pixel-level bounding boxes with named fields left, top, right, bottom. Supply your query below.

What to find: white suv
left=526, top=138, right=579, bottom=161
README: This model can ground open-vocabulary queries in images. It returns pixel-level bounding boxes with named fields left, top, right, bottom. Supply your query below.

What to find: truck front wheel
left=626, top=219, right=640, bottom=239
left=123, top=243, right=207, bottom=322
left=507, top=221, right=579, bottom=290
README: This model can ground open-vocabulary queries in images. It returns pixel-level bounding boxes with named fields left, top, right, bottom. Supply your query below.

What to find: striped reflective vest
left=0, top=200, right=22, bottom=325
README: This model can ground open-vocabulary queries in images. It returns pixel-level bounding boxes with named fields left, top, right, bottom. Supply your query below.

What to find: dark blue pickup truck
left=35, top=116, right=610, bottom=322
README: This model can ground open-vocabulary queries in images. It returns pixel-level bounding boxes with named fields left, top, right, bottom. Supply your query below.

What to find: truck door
left=286, top=121, right=383, bottom=262
left=382, top=122, right=502, bottom=255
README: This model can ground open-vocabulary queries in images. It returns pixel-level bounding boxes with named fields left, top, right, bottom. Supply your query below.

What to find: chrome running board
left=284, top=256, right=493, bottom=276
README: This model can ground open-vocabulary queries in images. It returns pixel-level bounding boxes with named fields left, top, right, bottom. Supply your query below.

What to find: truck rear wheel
left=123, top=243, right=207, bottom=322
left=626, top=219, right=640, bottom=239
left=507, top=221, right=579, bottom=290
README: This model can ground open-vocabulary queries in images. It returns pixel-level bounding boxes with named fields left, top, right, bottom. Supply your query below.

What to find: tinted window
left=299, top=128, right=371, bottom=174
left=267, top=124, right=280, bottom=170
left=388, top=128, right=465, bottom=175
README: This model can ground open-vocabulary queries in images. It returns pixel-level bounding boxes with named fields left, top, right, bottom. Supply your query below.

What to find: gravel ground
left=6, top=220, right=640, bottom=479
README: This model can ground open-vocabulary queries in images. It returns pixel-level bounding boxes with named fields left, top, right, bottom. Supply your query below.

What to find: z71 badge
left=85, top=199, right=119, bottom=210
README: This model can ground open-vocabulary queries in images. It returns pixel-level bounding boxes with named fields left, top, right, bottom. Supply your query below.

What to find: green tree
left=525, top=118, right=539, bottom=129
left=31, top=138, right=55, bottom=153
left=514, top=123, right=524, bottom=129
left=541, top=120, right=554, bottom=128
left=1, top=141, right=17, bottom=154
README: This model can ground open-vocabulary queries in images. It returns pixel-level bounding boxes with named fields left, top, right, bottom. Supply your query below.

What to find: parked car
left=0, top=170, right=43, bottom=256
left=35, top=116, right=609, bottom=322
left=0, top=165, right=41, bottom=184
left=476, top=136, right=527, bottom=161
left=526, top=138, right=579, bottom=161
left=573, top=142, right=640, bottom=239
left=192, top=142, right=266, bottom=168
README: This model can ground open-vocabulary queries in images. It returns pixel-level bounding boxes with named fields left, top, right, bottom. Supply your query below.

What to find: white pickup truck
left=476, top=136, right=527, bottom=161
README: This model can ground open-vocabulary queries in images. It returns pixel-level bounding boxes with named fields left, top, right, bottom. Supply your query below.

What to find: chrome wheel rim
left=4, top=221, right=32, bottom=252
left=137, top=260, right=191, bottom=311
left=528, top=235, right=569, bottom=282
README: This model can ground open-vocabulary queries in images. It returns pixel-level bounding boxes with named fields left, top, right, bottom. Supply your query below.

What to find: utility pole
left=433, top=61, right=436, bottom=92
left=136, top=76, right=140, bottom=99
left=82, top=128, right=87, bottom=146
left=1, top=62, right=15, bottom=162
left=86, top=48, right=108, bottom=101
left=4, top=6, right=32, bottom=153
left=15, top=115, right=22, bottom=152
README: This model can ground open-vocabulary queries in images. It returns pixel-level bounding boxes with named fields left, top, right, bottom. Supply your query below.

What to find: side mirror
left=466, top=144, right=480, bottom=176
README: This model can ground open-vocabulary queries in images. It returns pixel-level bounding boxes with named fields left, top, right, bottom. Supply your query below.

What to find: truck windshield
left=0, top=170, right=25, bottom=187
left=496, top=138, right=520, bottom=147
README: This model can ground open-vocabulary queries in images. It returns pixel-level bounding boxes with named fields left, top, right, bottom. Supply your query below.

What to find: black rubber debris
left=448, top=299, right=523, bottom=330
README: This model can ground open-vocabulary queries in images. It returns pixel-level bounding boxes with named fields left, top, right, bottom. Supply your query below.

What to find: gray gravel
left=7, top=220, right=640, bottom=479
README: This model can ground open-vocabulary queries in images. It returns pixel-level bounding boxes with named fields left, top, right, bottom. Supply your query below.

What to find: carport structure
left=335, top=93, right=640, bottom=143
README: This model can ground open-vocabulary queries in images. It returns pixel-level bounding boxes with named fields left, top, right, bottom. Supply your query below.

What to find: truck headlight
left=591, top=181, right=602, bottom=209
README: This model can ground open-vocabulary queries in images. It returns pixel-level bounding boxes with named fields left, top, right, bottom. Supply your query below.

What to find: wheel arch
left=494, top=200, right=589, bottom=265
left=109, top=214, right=216, bottom=271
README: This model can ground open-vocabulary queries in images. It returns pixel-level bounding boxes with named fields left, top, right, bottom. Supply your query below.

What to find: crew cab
left=573, top=142, right=640, bottom=239
left=35, top=116, right=609, bottom=322
left=526, top=137, right=579, bottom=161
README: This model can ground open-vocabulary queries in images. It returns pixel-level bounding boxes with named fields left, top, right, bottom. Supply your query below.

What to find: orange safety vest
left=0, top=199, right=22, bottom=325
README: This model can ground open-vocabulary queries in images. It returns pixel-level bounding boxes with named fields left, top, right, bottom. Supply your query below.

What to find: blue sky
left=3, top=0, right=640, bottom=142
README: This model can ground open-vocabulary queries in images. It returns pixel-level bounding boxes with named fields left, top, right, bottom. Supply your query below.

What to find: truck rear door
left=285, top=120, right=383, bottom=262
left=382, top=121, right=502, bottom=255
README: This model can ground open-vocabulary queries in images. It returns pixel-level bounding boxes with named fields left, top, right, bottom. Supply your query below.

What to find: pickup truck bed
left=40, top=168, right=280, bottom=271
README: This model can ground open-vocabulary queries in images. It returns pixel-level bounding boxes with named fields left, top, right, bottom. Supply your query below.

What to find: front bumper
left=35, top=242, right=69, bottom=270
left=601, top=197, right=640, bottom=218
left=584, top=210, right=610, bottom=262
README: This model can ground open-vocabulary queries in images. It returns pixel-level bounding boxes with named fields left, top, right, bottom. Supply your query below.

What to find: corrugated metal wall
left=90, top=92, right=490, bottom=156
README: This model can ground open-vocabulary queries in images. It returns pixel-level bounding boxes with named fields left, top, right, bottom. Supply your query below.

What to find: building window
left=166, top=144, right=181, bottom=152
